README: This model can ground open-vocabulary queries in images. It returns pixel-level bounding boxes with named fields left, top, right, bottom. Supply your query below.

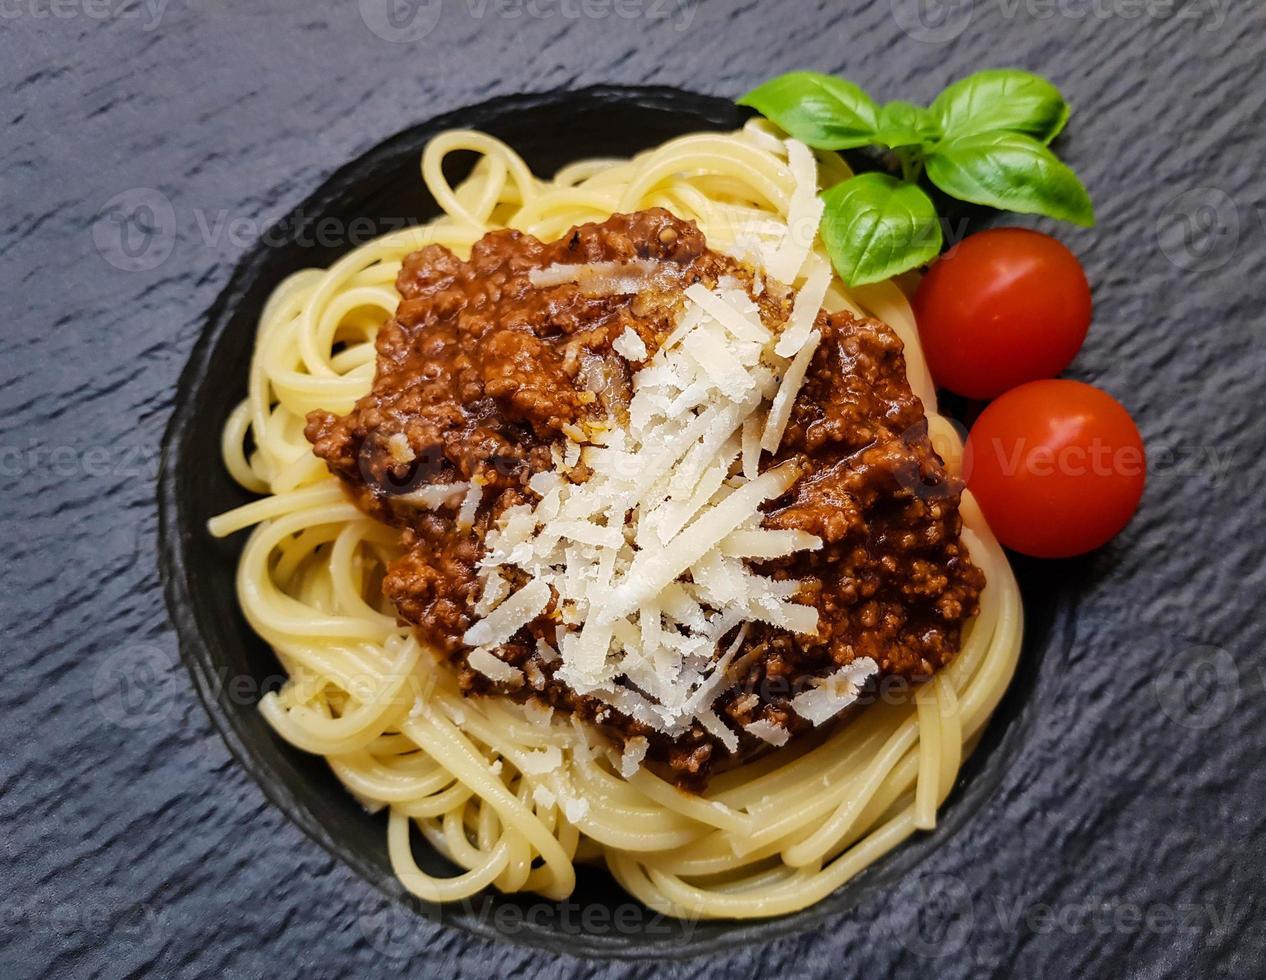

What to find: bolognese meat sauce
left=306, top=209, right=984, bottom=786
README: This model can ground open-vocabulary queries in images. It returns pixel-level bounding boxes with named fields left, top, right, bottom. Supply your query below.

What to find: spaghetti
left=209, top=121, right=1023, bottom=920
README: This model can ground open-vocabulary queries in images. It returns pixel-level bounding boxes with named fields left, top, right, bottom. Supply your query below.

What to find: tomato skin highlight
left=914, top=228, right=1092, bottom=399
left=963, top=380, right=1146, bottom=558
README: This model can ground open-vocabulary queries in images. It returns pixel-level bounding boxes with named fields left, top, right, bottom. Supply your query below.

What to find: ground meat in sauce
left=305, top=208, right=984, bottom=788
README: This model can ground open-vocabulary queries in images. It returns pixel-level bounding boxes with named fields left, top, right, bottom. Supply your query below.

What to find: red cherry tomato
left=914, top=228, right=1092, bottom=399
left=963, top=380, right=1145, bottom=558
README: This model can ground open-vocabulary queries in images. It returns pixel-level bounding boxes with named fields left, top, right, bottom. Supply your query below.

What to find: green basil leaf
left=931, top=69, right=1070, bottom=144
left=738, top=71, right=879, bottom=150
left=819, top=173, right=943, bottom=286
left=874, top=99, right=940, bottom=149
left=926, top=131, right=1094, bottom=225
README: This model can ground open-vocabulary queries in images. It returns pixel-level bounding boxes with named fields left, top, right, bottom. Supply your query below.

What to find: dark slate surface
left=2, top=2, right=1264, bottom=978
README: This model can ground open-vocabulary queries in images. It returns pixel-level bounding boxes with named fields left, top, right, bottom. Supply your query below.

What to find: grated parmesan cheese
left=613, top=327, right=648, bottom=361
left=461, top=228, right=837, bottom=740
left=684, top=283, right=771, bottom=344
left=764, top=139, right=825, bottom=285
left=529, top=259, right=663, bottom=295
left=682, top=327, right=756, bottom=399
left=456, top=481, right=483, bottom=531
left=522, top=698, right=555, bottom=727
left=743, top=718, right=791, bottom=746
left=532, top=784, right=557, bottom=810
left=518, top=744, right=564, bottom=775
left=473, top=570, right=510, bottom=616
left=720, top=528, right=823, bottom=560
left=561, top=794, right=590, bottom=823
left=618, top=736, right=650, bottom=778
left=790, top=658, right=879, bottom=725
left=598, top=464, right=800, bottom=622
left=775, top=253, right=832, bottom=358
left=468, top=647, right=524, bottom=686
left=698, top=707, right=739, bottom=754
left=740, top=415, right=762, bottom=481
left=386, top=432, right=415, bottom=465
left=463, top=579, right=551, bottom=647
left=761, top=330, right=821, bottom=453
left=396, top=482, right=470, bottom=510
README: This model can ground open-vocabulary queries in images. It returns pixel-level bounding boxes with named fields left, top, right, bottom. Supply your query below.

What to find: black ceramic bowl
left=158, top=86, right=1070, bottom=958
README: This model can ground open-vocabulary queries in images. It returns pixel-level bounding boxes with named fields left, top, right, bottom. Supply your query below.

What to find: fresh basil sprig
left=739, top=71, right=880, bottom=150
left=925, top=131, right=1093, bottom=225
left=819, top=173, right=943, bottom=285
left=929, top=69, right=1069, bottom=144
left=738, top=68, right=1093, bottom=286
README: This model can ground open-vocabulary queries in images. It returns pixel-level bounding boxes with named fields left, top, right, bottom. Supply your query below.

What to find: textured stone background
left=3, top=1, right=1265, bottom=977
